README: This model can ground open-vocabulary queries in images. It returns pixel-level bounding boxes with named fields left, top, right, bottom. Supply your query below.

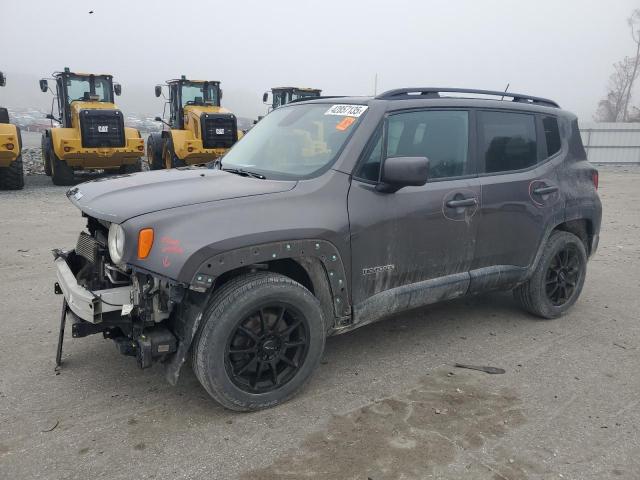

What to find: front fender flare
left=187, top=239, right=351, bottom=321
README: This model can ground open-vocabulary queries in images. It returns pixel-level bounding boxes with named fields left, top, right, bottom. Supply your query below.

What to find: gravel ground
left=0, top=166, right=639, bottom=479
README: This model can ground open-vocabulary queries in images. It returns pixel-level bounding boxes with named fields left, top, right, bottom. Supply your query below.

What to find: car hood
left=67, top=168, right=297, bottom=223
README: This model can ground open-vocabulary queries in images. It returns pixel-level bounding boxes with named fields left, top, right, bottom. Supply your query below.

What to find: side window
left=355, top=129, right=383, bottom=182
left=479, top=111, right=537, bottom=173
left=542, top=116, right=561, bottom=157
left=386, top=110, right=469, bottom=180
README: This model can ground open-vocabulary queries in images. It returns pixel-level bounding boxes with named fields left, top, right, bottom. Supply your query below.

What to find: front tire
left=192, top=272, right=326, bottom=411
left=514, top=231, right=587, bottom=319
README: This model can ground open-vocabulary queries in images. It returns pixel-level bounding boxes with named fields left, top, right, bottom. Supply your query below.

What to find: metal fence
left=580, top=122, right=640, bottom=164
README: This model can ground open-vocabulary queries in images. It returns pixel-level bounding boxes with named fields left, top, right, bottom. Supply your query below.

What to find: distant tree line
left=596, top=9, right=640, bottom=122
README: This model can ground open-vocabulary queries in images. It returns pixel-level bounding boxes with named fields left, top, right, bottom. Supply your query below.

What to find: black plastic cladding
left=192, top=239, right=351, bottom=318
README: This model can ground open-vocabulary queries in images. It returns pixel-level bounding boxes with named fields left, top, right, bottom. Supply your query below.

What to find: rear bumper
left=57, top=138, right=144, bottom=167
left=54, top=254, right=132, bottom=323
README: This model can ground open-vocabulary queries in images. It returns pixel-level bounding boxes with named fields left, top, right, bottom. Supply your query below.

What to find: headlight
left=108, top=223, right=126, bottom=265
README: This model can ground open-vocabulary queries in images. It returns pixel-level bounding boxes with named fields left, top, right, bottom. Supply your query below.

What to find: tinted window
left=543, top=116, right=561, bottom=157
left=356, top=128, right=383, bottom=181
left=386, top=110, right=469, bottom=179
left=479, top=111, right=537, bottom=173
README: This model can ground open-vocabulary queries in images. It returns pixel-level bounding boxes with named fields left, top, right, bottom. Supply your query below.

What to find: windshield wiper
left=222, top=167, right=266, bottom=180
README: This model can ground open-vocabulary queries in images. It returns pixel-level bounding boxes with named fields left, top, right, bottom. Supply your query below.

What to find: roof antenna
left=501, top=83, right=510, bottom=100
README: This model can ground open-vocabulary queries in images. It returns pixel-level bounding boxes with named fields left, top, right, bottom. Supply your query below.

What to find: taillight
left=592, top=170, right=599, bottom=190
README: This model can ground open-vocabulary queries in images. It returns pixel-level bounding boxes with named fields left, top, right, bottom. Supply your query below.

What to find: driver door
left=347, top=109, right=480, bottom=324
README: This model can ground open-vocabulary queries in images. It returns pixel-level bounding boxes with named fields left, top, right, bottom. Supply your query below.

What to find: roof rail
left=288, top=95, right=346, bottom=104
left=375, top=87, right=559, bottom=108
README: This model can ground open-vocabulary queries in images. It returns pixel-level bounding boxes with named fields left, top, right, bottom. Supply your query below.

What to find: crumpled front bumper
left=54, top=254, right=132, bottom=323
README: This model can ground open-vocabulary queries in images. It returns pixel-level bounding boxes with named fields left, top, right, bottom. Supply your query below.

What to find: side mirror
left=219, top=89, right=223, bottom=100
left=262, top=92, right=269, bottom=103
left=154, top=116, right=163, bottom=122
left=154, top=85, right=162, bottom=97
left=46, top=114, right=55, bottom=120
left=114, top=83, right=122, bottom=96
left=376, top=156, right=429, bottom=193
left=39, top=79, right=49, bottom=93
left=0, top=72, right=5, bottom=87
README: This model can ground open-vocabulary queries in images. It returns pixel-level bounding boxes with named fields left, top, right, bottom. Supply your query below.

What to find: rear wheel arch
left=552, top=219, right=593, bottom=256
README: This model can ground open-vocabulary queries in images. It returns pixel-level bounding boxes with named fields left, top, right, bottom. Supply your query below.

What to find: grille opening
left=80, top=109, right=126, bottom=148
left=201, top=113, right=238, bottom=149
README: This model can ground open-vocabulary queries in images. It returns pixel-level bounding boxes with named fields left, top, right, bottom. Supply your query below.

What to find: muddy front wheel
left=192, top=272, right=325, bottom=411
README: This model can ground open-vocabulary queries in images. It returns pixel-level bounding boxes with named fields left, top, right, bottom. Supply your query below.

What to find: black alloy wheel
left=226, top=304, right=309, bottom=393
left=545, top=245, right=582, bottom=306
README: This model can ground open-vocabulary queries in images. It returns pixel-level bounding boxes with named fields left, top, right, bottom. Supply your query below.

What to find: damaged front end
left=53, top=215, right=187, bottom=371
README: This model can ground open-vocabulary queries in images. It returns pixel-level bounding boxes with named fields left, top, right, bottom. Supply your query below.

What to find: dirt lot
left=1, top=167, right=639, bottom=480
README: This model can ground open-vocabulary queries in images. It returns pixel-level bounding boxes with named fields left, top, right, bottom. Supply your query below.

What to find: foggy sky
left=0, top=0, right=637, bottom=120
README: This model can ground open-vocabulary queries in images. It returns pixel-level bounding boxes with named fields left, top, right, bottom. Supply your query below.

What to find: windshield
left=182, top=82, right=219, bottom=106
left=222, top=103, right=368, bottom=179
left=65, top=75, right=113, bottom=103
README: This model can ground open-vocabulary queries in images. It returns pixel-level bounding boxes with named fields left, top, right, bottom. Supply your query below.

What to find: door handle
left=533, top=185, right=558, bottom=195
left=446, top=198, right=477, bottom=208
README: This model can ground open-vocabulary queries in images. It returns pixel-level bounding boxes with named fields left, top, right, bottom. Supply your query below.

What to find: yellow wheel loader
left=262, top=87, right=322, bottom=112
left=147, top=76, right=241, bottom=170
left=39, top=67, right=144, bottom=185
left=0, top=71, right=24, bottom=190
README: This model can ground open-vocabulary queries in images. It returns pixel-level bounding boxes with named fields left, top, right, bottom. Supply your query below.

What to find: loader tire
left=50, top=147, right=75, bottom=186
left=42, top=134, right=52, bottom=176
left=147, top=133, right=164, bottom=170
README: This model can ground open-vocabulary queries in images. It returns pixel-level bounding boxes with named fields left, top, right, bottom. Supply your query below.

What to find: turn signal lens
left=188, top=146, right=194, bottom=152
left=6, top=143, right=14, bottom=150
left=592, top=170, right=599, bottom=190
left=64, top=146, right=71, bottom=152
left=137, top=145, right=144, bottom=151
left=137, top=228, right=154, bottom=259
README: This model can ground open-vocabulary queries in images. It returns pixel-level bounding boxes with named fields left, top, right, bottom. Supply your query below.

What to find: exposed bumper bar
left=54, top=255, right=132, bottom=323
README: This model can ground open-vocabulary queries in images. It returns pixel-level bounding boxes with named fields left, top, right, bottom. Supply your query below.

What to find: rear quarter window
left=542, top=116, right=561, bottom=157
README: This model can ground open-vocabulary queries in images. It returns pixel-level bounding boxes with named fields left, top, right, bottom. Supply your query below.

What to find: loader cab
left=40, top=68, right=118, bottom=128
left=162, top=78, right=222, bottom=129
left=265, top=87, right=322, bottom=112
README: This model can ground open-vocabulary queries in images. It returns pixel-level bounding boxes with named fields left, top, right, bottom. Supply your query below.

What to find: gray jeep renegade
left=54, top=88, right=601, bottom=411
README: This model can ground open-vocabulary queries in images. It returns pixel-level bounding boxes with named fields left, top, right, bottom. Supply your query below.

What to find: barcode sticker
left=325, top=105, right=368, bottom=117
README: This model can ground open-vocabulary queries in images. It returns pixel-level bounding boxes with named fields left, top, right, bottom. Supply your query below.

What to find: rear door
left=470, top=110, right=564, bottom=291
left=347, top=109, right=480, bottom=320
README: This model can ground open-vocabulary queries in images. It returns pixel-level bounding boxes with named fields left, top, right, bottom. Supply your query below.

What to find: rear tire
left=192, top=272, right=325, bottom=411
left=50, top=146, right=75, bottom=186
left=147, top=133, right=164, bottom=170
left=164, top=137, right=186, bottom=168
left=42, top=134, right=52, bottom=176
left=514, top=231, right=587, bottom=319
left=0, top=128, right=24, bottom=190
left=119, top=158, right=142, bottom=174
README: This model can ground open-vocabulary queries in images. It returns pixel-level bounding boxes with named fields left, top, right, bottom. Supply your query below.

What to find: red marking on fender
left=160, top=236, right=184, bottom=254
left=162, top=256, right=171, bottom=268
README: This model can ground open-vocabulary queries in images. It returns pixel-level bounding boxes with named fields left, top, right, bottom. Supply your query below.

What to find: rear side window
left=386, top=110, right=469, bottom=180
left=543, top=116, right=561, bottom=157
left=479, top=111, right=537, bottom=173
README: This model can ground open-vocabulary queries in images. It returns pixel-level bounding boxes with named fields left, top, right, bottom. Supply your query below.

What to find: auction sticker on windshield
left=325, top=104, right=368, bottom=117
